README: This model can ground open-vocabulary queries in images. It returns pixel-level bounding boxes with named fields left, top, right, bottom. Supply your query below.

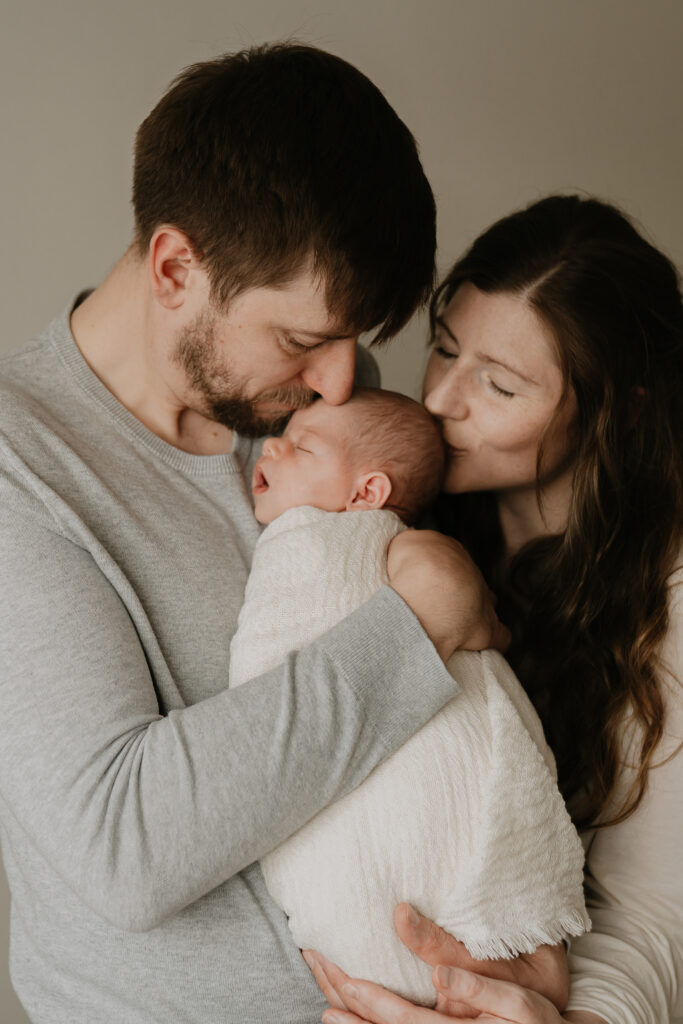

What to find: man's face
left=172, top=271, right=359, bottom=438
left=251, top=401, right=362, bottom=524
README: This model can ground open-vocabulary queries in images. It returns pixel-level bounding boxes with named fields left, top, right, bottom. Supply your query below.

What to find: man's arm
left=0, top=505, right=484, bottom=932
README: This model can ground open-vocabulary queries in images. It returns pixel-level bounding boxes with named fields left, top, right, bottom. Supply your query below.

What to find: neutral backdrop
left=1, top=2, right=682, bottom=1020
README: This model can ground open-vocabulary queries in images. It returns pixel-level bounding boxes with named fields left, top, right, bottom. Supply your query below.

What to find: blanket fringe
left=458, top=909, right=592, bottom=961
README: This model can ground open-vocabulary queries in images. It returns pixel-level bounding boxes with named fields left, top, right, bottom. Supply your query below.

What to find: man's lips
left=251, top=462, right=269, bottom=496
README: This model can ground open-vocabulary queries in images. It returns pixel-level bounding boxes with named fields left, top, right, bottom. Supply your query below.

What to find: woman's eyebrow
left=435, top=316, right=457, bottom=341
left=476, top=353, right=539, bottom=385
left=437, top=315, right=538, bottom=384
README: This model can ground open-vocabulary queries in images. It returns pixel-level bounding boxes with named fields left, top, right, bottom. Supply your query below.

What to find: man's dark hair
left=133, top=42, right=436, bottom=342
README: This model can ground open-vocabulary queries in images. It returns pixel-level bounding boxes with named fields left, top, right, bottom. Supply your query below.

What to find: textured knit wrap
left=229, top=506, right=590, bottom=1005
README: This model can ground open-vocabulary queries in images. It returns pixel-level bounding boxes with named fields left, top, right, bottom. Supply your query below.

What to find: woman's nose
left=424, top=371, right=468, bottom=421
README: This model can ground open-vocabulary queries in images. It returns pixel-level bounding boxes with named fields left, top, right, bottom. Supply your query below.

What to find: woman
left=305, top=195, right=683, bottom=1024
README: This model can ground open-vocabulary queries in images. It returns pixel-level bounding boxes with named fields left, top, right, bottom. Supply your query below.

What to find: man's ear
left=148, top=227, right=202, bottom=310
left=346, top=471, right=392, bottom=512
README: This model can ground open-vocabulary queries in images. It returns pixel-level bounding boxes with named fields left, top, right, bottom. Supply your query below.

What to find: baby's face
left=252, top=402, right=362, bottom=525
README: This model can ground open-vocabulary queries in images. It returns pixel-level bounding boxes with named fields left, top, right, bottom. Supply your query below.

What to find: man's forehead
left=243, top=269, right=350, bottom=332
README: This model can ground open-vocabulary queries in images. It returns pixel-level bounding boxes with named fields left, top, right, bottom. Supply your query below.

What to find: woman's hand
left=305, top=951, right=600, bottom=1023
left=303, top=903, right=582, bottom=1024
left=387, top=531, right=510, bottom=660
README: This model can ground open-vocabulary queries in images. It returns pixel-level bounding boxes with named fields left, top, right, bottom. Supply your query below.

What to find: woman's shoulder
left=666, top=544, right=683, bottom=595
left=613, top=548, right=683, bottom=774
left=662, top=546, right=683, bottom=675
left=660, top=546, right=683, bottom=736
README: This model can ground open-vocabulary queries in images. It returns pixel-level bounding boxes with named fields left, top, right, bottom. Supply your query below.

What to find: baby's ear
left=346, top=471, right=392, bottom=512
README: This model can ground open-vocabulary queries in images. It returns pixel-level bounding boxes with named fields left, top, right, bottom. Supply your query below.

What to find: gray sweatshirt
left=0, top=303, right=458, bottom=1024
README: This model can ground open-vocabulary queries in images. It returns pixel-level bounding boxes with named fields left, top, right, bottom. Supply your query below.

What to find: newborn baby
left=230, top=387, right=590, bottom=1005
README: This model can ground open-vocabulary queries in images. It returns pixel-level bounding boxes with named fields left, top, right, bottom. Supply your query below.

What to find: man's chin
left=209, top=402, right=291, bottom=439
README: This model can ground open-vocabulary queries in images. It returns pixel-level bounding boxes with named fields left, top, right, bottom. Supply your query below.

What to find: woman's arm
left=306, top=721, right=682, bottom=1024
left=563, top=576, right=683, bottom=1024
left=306, top=571, right=683, bottom=1024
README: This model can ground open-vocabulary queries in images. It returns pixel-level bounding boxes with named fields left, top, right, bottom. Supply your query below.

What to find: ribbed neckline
left=50, top=299, right=254, bottom=477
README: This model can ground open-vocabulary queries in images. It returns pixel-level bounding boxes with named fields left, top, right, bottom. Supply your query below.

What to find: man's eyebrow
left=289, top=328, right=355, bottom=342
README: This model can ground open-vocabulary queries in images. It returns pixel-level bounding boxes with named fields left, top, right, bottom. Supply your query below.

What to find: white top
left=229, top=506, right=589, bottom=1006
left=566, top=563, right=683, bottom=1024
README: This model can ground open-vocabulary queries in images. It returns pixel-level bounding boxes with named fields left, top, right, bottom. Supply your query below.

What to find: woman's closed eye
left=432, top=317, right=460, bottom=359
left=485, top=374, right=515, bottom=398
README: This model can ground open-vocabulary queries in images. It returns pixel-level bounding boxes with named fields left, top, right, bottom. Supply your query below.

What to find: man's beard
left=173, top=310, right=316, bottom=438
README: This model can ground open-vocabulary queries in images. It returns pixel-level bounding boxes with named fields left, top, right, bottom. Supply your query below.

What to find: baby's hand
left=387, top=530, right=509, bottom=661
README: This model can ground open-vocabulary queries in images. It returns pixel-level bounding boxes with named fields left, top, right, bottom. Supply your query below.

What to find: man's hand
left=387, top=531, right=509, bottom=661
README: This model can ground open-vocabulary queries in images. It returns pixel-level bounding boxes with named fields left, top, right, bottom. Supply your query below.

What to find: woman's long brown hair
left=433, top=196, right=683, bottom=830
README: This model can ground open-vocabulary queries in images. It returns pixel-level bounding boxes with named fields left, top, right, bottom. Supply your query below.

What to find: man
left=0, top=43, right=497, bottom=1023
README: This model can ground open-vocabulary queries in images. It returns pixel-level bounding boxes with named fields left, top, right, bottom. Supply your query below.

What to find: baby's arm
left=387, top=530, right=510, bottom=658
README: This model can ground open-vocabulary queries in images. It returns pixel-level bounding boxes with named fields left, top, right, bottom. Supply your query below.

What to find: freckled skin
left=423, top=283, right=577, bottom=498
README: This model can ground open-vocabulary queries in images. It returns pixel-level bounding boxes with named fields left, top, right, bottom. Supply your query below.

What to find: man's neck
left=69, top=251, right=233, bottom=455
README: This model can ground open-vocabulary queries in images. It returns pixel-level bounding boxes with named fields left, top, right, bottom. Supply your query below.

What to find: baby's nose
left=261, top=436, right=290, bottom=458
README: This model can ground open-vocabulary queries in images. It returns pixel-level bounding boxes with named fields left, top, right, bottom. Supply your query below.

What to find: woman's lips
left=446, top=444, right=467, bottom=457
left=251, top=462, right=269, bottom=495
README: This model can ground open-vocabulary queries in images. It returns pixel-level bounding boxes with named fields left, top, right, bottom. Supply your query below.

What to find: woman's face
left=423, top=283, right=577, bottom=496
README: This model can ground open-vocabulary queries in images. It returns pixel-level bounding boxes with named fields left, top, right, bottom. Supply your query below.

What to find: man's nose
left=302, top=339, right=357, bottom=406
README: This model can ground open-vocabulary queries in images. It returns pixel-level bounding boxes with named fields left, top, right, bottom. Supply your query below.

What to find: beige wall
left=1, top=1, right=681, bottom=1019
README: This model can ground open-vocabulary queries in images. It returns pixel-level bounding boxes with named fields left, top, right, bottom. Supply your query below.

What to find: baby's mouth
left=252, top=462, right=270, bottom=496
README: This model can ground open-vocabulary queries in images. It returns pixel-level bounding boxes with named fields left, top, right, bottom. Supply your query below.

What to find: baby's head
left=252, top=388, right=445, bottom=525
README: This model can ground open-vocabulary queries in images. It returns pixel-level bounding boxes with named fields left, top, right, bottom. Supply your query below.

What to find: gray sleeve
left=0, top=506, right=456, bottom=933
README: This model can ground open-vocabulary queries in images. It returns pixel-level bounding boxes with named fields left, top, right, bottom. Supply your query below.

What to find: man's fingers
left=331, top=977, right=440, bottom=1024
left=433, top=966, right=556, bottom=1023
left=440, top=1003, right=480, bottom=1019
left=302, top=950, right=348, bottom=1009
left=522, top=944, right=568, bottom=1011
left=394, top=903, right=479, bottom=970
left=435, top=993, right=480, bottom=1019
left=322, top=1011, right=366, bottom=1024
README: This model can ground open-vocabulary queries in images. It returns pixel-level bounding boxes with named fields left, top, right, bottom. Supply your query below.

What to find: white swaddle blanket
left=230, top=506, right=590, bottom=1005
